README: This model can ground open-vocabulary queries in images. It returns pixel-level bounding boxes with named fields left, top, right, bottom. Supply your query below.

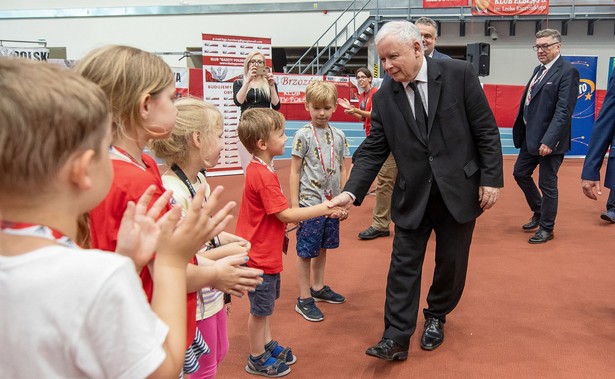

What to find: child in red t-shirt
left=236, top=108, right=347, bottom=377
left=76, top=45, right=263, bottom=376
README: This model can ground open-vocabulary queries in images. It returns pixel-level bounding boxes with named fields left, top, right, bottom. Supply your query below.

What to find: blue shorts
left=248, top=273, right=280, bottom=317
left=296, top=215, right=340, bottom=258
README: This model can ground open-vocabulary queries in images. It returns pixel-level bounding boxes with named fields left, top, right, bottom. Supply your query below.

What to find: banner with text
left=0, top=47, right=49, bottom=61
left=424, top=0, right=467, bottom=8
left=202, top=33, right=272, bottom=174
left=471, top=0, right=548, bottom=15
left=171, top=67, right=189, bottom=98
left=564, top=55, right=597, bottom=157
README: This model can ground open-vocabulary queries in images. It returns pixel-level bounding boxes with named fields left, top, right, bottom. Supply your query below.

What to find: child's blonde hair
left=149, top=97, right=223, bottom=166
left=0, top=57, right=109, bottom=197
left=305, top=80, right=338, bottom=107
left=242, top=51, right=270, bottom=99
left=238, top=108, right=285, bottom=154
left=74, top=45, right=174, bottom=141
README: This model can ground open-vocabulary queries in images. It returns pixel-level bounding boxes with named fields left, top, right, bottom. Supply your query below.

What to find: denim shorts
left=296, top=216, right=340, bottom=258
left=248, top=273, right=280, bottom=317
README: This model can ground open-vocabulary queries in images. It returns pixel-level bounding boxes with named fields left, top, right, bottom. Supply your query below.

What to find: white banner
left=0, top=47, right=49, bottom=61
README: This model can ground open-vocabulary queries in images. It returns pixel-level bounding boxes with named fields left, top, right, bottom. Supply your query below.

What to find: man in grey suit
left=330, top=21, right=503, bottom=361
left=415, top=17, right=451, bottom=60
left=513, top=29, right=579, bottom=243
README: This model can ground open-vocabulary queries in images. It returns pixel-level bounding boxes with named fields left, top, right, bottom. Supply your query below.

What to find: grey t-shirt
left=292, top=123, right=349, bottom=207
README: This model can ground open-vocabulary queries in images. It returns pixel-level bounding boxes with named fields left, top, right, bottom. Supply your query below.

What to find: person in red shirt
left=236, top=108, right=346, bottom=377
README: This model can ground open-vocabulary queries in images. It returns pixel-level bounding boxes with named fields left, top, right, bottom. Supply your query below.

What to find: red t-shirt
left=89, top=152, right=197, bottom=347
left=235, top=162, right=289, bottom=275
left=359, top=86, right=378, bottom=136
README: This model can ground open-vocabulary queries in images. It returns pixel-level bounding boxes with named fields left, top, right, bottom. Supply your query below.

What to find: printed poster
left=564, top=55, right=597, bottom=157
left=0, top=46, right=49, bottom=61
left=171, top=67, right=189, bottom=98
left=202, top=33, right=272, bottom=175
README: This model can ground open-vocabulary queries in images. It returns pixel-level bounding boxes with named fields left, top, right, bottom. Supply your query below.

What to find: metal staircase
left=285, top=0, right=376, bottom=75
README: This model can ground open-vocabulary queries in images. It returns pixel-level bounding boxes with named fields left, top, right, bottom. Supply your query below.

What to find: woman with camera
left=233, top=51, right=280, bottom=114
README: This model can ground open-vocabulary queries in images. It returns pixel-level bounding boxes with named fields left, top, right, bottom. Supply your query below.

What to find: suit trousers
left=372, top=154, right=398, bottom=230
left=382, top=182, right=476, bottom=349
left=607, top=189, right=615, bottom=211
left=513, top=145, right=564, bottom=232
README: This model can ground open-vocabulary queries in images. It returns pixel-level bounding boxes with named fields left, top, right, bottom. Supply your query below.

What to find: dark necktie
left=408, top=81, right=428, bottom=135
left=527, top=65, right=546, bottom=104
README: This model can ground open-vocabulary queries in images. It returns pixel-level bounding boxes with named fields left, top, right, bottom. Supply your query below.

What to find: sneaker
left=358, top=226, right=390, bottom=240
left=265, top=340, right=297, bottom=365
left=295, top=297, right=324, bottom=322
left=311, top=285, right=345, bottom=304
left=600, top=210, right=615, bottom=223
left=245, top=351, right=291, bottom=377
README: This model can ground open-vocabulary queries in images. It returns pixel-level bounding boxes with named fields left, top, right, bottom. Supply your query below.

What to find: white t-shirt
left=0, top=246, right=169, bottom=379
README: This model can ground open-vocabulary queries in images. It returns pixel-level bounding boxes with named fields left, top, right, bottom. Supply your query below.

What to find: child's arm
left=340, top=156, right=349, bottom=189
left=197, top=241, right=250, bottom=262
left=148, top=185, right=240, bottom=378
left=289, top=155, right=303, bottom=208
left=185, top=251, right=261, bottom=295
left=275, top=202, right=338, bottom=224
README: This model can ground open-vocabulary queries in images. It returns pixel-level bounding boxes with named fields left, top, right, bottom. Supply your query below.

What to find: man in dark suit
left=415, top=17, right=451, bottom=60
left=329, top=20, right=503, bottom=361
left=581, top=74, right=615, bottom=222
left=512, top=29, right=579, bottom=243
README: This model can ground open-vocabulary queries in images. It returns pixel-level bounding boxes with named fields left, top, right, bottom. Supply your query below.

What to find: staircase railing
left=286, top=0, right=374, bottom=75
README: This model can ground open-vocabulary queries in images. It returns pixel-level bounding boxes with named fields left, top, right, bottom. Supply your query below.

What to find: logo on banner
left=472, top=0, right=549, bottom=15
left=570, top=60, right=597, bottom=119
left=0, top=47, right=49, bottom=61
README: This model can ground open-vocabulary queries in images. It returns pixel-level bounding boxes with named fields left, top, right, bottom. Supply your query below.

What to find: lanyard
left=109, top=146, right=146, bottom=171
left=310, top=123, right=335, bottom=200
left=1, top=220, right=79, bottom=249
left=170, top=164, right=198, bottom=198
left=252, top=156, right=275, bottom=173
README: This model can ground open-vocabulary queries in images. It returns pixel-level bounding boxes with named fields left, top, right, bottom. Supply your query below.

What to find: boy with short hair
left=290, top=80, right=349, bottom=322
left=0, top=57, right=260, bottom=378
left=236, top=108, right=346, bottom=377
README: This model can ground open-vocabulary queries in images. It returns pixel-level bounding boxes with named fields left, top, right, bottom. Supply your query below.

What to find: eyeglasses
left=356, top=75, right=368, bottom=80
left=249, top=59, right=265, bottom=65
left=532, top=42, right=560, bottom=51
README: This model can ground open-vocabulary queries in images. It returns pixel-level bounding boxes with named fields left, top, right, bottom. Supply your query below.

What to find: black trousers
left=512, top=145, right=564, bottom=232
left=382, top=183, right=476, bottom=349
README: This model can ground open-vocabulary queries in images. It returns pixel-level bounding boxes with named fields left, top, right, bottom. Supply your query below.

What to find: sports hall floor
left=208, top=156, right=614, bottom=379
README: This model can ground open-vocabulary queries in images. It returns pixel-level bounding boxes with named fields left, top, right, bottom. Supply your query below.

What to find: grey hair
left=375, top=21, right=423, bottom=51
left=415, top=17, right=438, bottom=34
left=535, top=29, right=561, bottom=43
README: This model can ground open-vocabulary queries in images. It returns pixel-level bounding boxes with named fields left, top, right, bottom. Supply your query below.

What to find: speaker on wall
left=466, top=43, right=490, bottom=76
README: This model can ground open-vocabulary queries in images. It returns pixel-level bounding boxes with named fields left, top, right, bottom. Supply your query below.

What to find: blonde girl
left=233, top=51, right=281, bottom=114
left=150, top=98, right=251, bottom=378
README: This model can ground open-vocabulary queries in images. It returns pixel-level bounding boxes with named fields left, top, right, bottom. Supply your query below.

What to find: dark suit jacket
left=432, top=49, right=451, bottom=60
left=581, top=75, right=615, bottom=190
left=344, top=58, right=503, bottom=230
left=513, top=56, right=579, bottom=155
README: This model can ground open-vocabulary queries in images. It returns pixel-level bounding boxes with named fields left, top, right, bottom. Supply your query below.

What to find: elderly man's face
left=377, top=35, right=423, bottom=82
left=417, top=23, right=437, bottom=56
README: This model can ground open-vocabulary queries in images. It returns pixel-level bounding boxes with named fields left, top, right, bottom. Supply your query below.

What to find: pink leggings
left=190, top=308, right=229, bottom=379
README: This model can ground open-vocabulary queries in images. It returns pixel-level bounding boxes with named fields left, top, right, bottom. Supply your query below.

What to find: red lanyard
left=1, top=220, right=78, bottom=249
left=310, top=123, right=335, bottom=200
left=109, top=146, right=147, bottom=171
left=252, top=156, right=275, bottom=173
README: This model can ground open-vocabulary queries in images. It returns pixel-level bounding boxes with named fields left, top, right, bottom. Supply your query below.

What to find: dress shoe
left=420, top=317, right=444, bottom=351
left=522, top=216, right=540, bottom=231
left=600, top=210, right=615, bottom=223
left=528, top=229, right=554, bottom=244
left=358, top=226, right=390, bottom=240
left=365, top=338, right=408, bottom=361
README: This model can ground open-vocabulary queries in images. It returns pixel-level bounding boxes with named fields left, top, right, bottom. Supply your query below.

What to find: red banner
left=471, top=0, right=549, bottom=15
left=423, top=0, right=467, bottom=8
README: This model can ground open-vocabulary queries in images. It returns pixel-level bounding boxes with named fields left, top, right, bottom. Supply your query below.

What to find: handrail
left=287, top=0, right=373, bottom=74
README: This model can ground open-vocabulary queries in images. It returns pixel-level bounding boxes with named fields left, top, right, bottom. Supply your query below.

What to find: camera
left=255, top=67, right=268, bottom=76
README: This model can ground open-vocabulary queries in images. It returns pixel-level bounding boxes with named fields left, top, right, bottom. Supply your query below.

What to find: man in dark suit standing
left=415, top=17, right=451, bottom=60
left=513, top=29, right=579, bottom=243
left=581, top=74, right=615, bottom=222
left=329, top=21, right=503, bottom=361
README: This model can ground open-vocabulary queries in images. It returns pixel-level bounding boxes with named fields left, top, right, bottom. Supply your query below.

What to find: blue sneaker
left=311, top=285, right=345, bottom=304
left=265, top=340, right=297, bottom=365
left=295, top=297, right=324, bottom=322
left=600, top=210, right=615, bottom=223
left=245, top=351, right=290, bottom=377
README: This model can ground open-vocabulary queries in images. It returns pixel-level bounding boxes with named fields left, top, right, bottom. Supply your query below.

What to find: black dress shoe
left=358, top=226, right=390, bottom=240
left=365, top=338, right=408, bottom=361
left=420, top=317, right=444, bottom=351
left=522, top=217, right=540, bottom=231
left=528, top=229, right=554, bottom=244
